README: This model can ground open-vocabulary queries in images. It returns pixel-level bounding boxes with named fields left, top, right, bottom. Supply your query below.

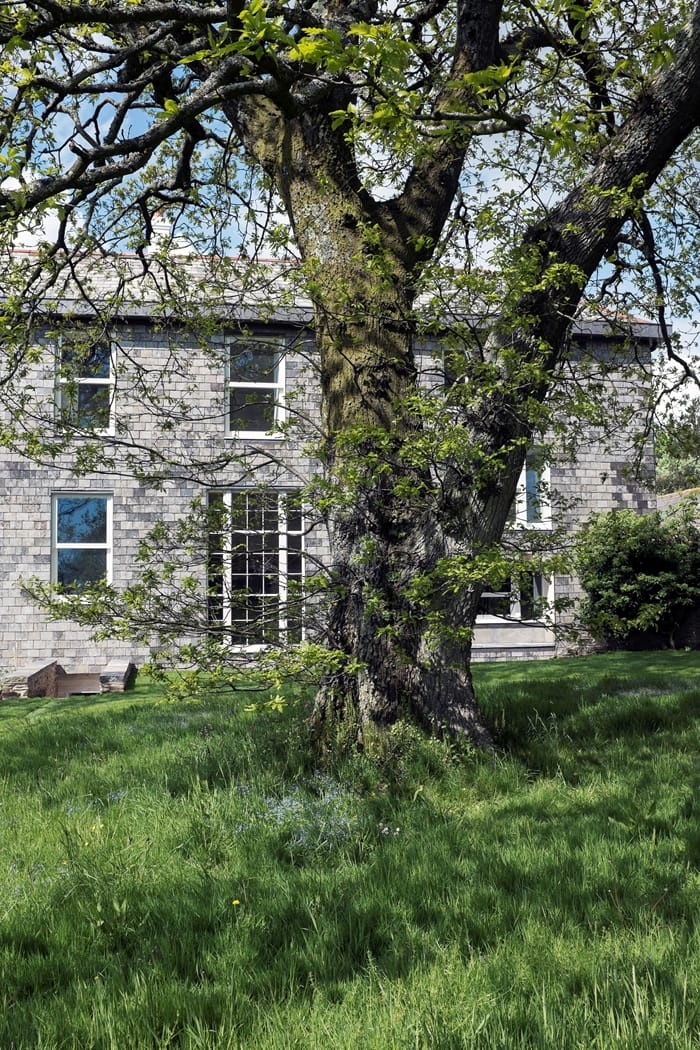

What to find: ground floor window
left=52, top=494, right=112, bottom=589
left=207, top=490, right=303, bottom=646
left=477, top=572, right=547, bottom=621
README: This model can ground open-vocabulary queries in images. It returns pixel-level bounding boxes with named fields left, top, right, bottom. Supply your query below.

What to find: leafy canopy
left=656, top=398, right=700, bottom=494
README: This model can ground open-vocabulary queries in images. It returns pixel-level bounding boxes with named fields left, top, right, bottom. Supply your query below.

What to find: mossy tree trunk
left=230, top=100, right=514, bottom=745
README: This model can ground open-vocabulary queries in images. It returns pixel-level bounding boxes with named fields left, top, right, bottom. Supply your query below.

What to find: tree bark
left=304, top=291, right=518, bottom=749
left=231, top=100, right=528, bottom=747
left=312, top=450, right=499, bottom=749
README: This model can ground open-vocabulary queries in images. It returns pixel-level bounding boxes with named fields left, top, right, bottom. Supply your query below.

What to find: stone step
left=1, top=660, right=59, bottom=698
left=1, top=659, right=136, bottom=699
left=99, top=660, right=137, bottom=693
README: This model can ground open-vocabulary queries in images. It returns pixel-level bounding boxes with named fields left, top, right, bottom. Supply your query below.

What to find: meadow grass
left=0, top=652, right=698, bottom=1049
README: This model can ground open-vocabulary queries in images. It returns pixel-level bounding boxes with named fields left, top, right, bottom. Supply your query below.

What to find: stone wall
left=0, top=270, right=655, bottom=668
left=0, top=314, right=329, bottom=671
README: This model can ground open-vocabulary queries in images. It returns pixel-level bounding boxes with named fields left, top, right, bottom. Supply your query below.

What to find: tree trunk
left=234, top=101, right=524, bottom=748
left=303, top=291, right=524, bottom=748
left=312, top=469, right=498, bottom=749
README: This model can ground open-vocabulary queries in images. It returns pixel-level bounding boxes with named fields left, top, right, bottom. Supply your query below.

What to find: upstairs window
left=512, top=447, right=551, bottom=527
left=227, top=334, right=285, bottom=436
left=52, top=494, right=112, bottom=590
left=208, top=490, right=303, bottom=647
left=57, top=334, right=113, bottom=431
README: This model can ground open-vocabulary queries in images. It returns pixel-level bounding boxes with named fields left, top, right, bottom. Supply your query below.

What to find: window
left=477, top=572, right=547, bottom=621
left=57, top=333, right=113, bottom=431
left=227, top=334, right=285, bottom=436
left=519, top=572, right=546, bottom=621
left=478, top=578, right=512, bottom=618
left=208, top=491, right=303, bottom=646
left=512, top=447, right=550, bottom=527
left=52, top=494, right=112, bottom=590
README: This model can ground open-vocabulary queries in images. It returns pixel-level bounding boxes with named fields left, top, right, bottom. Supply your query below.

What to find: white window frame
left=225, top=333, right=286, bottom=438
left=476, top=572, right=550, bottom=623
left=208, top=490, right=303, bottom=649
left=514, top=572, right=549, bottom=622
left=512, top=447, right=551, bottom=528
left=55, top=332, right=115, bottom=434
left=51, top=493, right=113, bottom=589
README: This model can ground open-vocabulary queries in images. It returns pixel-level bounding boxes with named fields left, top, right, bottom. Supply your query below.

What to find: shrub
left=576, top=503, right=700, bottom=648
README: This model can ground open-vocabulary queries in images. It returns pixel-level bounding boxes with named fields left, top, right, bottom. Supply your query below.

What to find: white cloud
left=2, top=176, right=64, bottom=248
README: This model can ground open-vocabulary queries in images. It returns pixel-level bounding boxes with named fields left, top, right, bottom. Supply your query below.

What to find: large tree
left=3, top=0, right=700, bottom=746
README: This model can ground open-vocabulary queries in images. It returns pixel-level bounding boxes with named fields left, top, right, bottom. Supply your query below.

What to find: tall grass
left=0, top=652, right=698, bottom=1048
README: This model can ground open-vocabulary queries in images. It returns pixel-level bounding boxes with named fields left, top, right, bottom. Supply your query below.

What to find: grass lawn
left=0, top=651, right=698, bottom=1049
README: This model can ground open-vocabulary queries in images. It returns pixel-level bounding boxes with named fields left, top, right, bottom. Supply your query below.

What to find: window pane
left=286, top=504, right=302, bottom=533
left=478, top=593, right=511, bottom=617
left=520, top=573, right=544, bottom=620
left=57, top=548, right=107, bottom=589
left=228, top=493, right=247, bottom=531
left=230, top=548, right=247, bottom=579
left=246, top=494, right=262, bottom=533
left=229, top=340, right=277, bottom=382
left=260, top=596, right=280, bottom=643
left=75, top=384, right=111, bottom=429
left=247, top=535, right=264, bottom=592
left=56, top=497, right=108, bottom=544
left=247, top=530, right=263, bottom=556
left=207, top=494, right=226, bottom=547
left=525, top=470, right=542, bottom=523
left=229, top=598, right=254, bottom=643
left=84, top=341, right=111, bottom=378
left=229, top=389, right=276, bottom=431
left=261, top=495, right=278, bottom=532
left=207, top=547, right=224, bottom=623
left=62, top=339, right=110, bottom=378
left=263, top=551, right=280, bottom=592
left=525, top=448, right=547, bottom=524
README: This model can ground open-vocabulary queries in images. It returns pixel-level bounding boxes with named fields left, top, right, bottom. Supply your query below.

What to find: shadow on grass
left=0, top=677, right=304, bottom=790
left=475, top=650, right=700, bottom=770
left=1, top=652, right=699, bottom=1045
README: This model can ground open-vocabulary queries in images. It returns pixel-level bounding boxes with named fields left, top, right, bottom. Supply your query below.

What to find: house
left=0, top=248, right=659, bottom=689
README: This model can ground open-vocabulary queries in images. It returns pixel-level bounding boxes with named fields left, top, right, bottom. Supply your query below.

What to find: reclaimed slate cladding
left=0, top=252, right=657, bottom=671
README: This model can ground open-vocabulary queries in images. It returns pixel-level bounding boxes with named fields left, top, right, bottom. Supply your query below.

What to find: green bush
left=576, top=504, right=700, bottom=647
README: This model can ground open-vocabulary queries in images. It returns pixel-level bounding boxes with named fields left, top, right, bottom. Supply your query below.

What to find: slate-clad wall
left=0, top=312, right=655, bottom=672
left=0, top=318, right=328, bottom=672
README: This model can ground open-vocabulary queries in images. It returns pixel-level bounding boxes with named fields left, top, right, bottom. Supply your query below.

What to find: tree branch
left=0, top=2, right=227, bottom=43
left=385, top=0, right=505, bottom=265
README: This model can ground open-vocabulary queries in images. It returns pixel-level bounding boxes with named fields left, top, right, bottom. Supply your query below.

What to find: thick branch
left=0, top=2, right=227, bottom=43
left=517, top=0, right=700, bottom=353
left=385, top=0, right=504, bottom=265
